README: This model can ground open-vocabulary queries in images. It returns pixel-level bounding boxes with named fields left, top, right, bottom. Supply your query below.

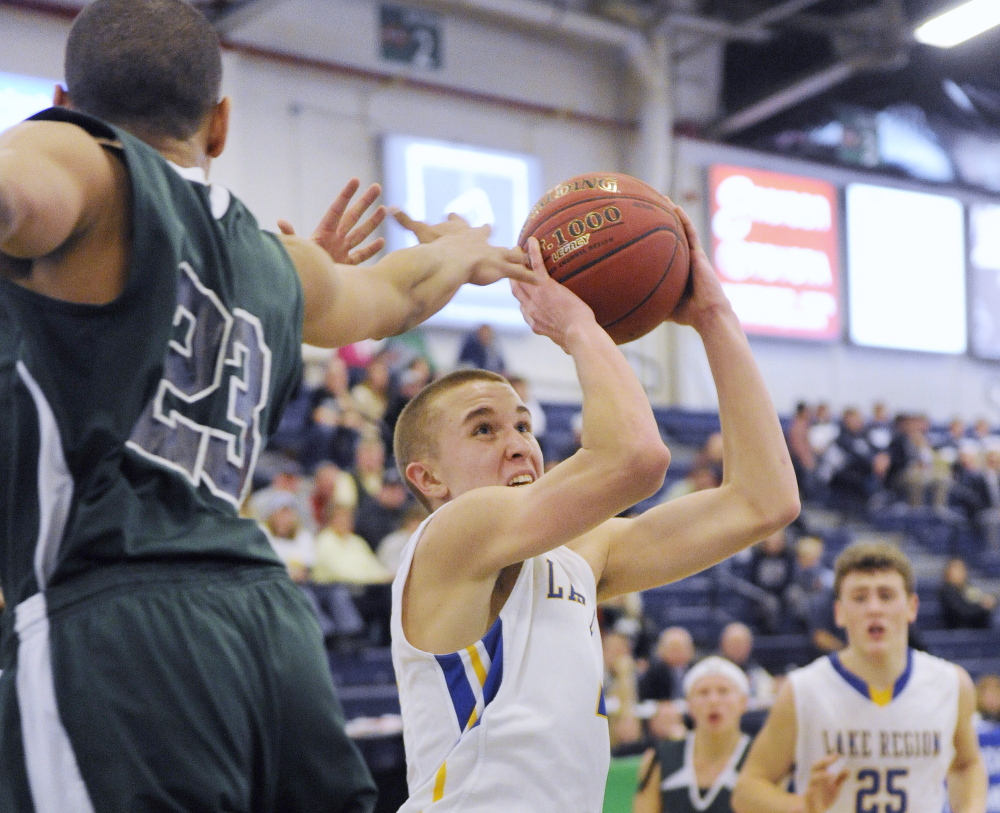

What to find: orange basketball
left=518, top=172, right=690, bottom=344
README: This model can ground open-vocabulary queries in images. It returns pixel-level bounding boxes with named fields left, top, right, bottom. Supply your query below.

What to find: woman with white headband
left=634, top=656, right=752, bottom=813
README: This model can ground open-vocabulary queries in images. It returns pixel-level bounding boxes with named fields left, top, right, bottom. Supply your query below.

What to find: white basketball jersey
left=791, top=649, right=960, bottom=813
left=391, top=515, right=610, bottom=812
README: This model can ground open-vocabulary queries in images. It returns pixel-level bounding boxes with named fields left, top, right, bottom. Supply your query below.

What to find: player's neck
left=693, top=727, right=742, bottom=763
left=838, top=644, right=909, bottom=690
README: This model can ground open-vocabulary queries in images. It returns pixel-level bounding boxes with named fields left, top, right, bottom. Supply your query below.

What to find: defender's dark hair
left=65, top=0, right=222, bottom=141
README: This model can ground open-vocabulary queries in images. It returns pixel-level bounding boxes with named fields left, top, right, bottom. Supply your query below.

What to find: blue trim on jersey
left=434, top=618, right=505, bottom=732
left=435, top=651, right=478, bottom=731
left=480, top=620, right=504, bottom=709
left=828, top=648, right=913, bottom=702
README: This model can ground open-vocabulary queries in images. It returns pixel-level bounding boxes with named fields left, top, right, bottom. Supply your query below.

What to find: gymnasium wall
left=3, top=1, right=1000, bottom=423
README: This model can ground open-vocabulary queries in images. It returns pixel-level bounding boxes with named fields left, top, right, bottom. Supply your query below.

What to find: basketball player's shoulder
left=910, top=647, right=963, bottom=684
left=786, top=652, right=835, bottom=686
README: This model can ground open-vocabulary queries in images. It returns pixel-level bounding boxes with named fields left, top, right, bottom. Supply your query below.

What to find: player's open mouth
left=507, top=474, right=534, bottom=486
left=867, top=623, right=885, bottom=638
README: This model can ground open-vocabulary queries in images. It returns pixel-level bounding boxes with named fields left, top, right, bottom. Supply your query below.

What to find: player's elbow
left=624, top=441, right=671, bottom=501
left=769, top=487, right=802, bottom=531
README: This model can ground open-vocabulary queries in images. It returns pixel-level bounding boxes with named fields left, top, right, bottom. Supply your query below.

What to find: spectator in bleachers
left=940, top=557, right=996, bottom=630
left=349, top=352, right=393, bottom=439
left=633, top=657, right=752, bottom=813
left=601, top=591, right=657, bottom=663
left=383, top=356, right=434, bottom=439
left=786, top=536, right=834, bottom=632
left=301, top=352, right=364, bottom=471
left=246, top=457, right=310, bottom=524
left=885, top=412, right=952, bottom=509
left=970, top=417, right=1000, bottom=460
left=745, top=529, right=797, bottom=634
left=864, top=400, right=894, bottom=451
left=457, top=323, right=506, bottom=374
left=639, top=627, right=695, bottom=702
left=807, top=402, right=838, bottom=461
left=820, top=407, right=890, bottom=511
left=307, top=462, right=357, bottom=530
left=354, top=467, right=412, bottom=553
left=935, top=417, right=970, bottom=469
left=313, top=500, right=393, bottom=646
left=976, top=674, right=1000, bottom=728
left=976, top=447, right=1000, bottom=549
left=349, top=434, right=411, bottom=550
left=259, top=491, right=315, bottom=584
left=603, top=630, right=643, bottom=750
left=717, top=622, right=775, bottom=705
left=786, top=401, right=817, bottom=501
left=376, top=502, right=428, bottom=575
left=949, top=445, right=991, bottom=525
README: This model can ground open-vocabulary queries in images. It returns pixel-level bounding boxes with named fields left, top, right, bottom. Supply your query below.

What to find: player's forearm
left=564, top=321, right=670, bottom=495
left=295, top=238, right=471, bottom=347
left=696, top=303, right=800, bottom=533
left=948, top=759, right=988, bottom=813
left=363, top=240, right=474, bottom=337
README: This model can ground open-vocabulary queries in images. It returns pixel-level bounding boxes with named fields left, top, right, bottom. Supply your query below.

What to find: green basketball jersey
left=0, top=108, right=304, bottom=608
left=655, top=733, right=751, bottom=813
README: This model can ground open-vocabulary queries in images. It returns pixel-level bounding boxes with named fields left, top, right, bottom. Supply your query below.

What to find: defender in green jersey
left=0, top=1, right=533, bottom=810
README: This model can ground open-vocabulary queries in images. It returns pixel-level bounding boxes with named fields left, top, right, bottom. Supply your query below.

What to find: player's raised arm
left=582, top=204, right=800, bottom=599
left=281, top=206, right=536, bottom=348
left=947, top=666, right=988, bottom=813
left=0, top=120, right=121, bottom=270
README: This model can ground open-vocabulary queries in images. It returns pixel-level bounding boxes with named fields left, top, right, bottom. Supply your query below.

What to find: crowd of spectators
left=789, top=400, right=1000, bottom=539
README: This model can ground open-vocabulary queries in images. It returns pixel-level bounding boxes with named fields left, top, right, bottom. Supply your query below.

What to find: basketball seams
left=603, top=238, right=685, bottom=334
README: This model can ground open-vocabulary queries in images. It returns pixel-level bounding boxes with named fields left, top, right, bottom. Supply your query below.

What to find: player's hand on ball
left=669, top=204, right=731, bottom=330
left=278, top=178, right=386, bottom=265
left=802, top=754, right=849, bottom=813
left=512, top=237, right=597, bottom=352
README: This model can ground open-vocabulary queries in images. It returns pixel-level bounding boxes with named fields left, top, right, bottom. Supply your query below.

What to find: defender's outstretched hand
left=391, top=208, right=534, bottom=287
left=278, top=178, right=386, bottom=265
left=512, top=237, right=599, bottom=352
left=390, top=208, right=472, bottom=244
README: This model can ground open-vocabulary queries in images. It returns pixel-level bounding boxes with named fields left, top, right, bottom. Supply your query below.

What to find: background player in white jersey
left=733, top=541, right=987, bottom=813
left=389, top=209, right=801, bottom=811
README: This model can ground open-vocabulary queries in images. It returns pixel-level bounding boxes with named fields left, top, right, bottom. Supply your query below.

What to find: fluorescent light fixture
left=914, top=0, right=1000, bottom=48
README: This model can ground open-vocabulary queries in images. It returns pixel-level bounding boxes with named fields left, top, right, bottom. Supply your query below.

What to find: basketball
left=518, top=172, right=690, bottom=344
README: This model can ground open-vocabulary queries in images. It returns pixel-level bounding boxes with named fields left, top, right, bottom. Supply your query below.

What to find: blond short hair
left=393, top=368, right=511, bottom=509
left=833, top=541, right=914, bottom=598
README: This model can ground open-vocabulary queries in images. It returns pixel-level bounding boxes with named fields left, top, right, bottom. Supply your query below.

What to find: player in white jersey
left=733, top=542, right=987, bottom=813
left=389, top=208, right=801, bottom=811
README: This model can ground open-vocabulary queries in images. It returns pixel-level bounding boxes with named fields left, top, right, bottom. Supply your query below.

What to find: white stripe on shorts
left=16, top=361, right=74, bottom=591
left=15, top=594, right=95, bottom=813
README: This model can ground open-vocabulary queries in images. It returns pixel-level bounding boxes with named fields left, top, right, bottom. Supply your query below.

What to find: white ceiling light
left=914, top=0, right=1000, bottom=48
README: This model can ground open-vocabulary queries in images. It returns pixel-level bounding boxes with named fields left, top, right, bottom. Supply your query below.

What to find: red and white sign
left=709, top=164, right=841, bottom=340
